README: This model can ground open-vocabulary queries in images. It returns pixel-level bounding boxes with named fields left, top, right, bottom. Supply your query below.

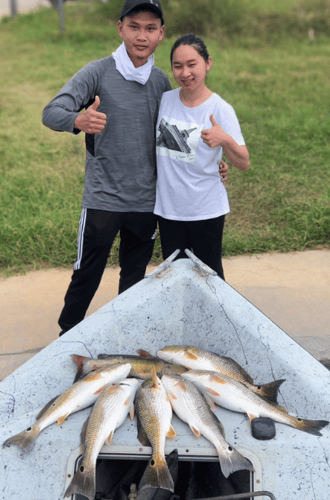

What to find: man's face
left=117, top=11, right=165, bottom=68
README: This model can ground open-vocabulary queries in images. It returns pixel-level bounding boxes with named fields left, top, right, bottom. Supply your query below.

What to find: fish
left=64, top=378, right=141, bottom=500
left=181, top=370, right=329, bottom=437
left=72, top=350, right=187, bottom=382
left=2, top=363, right=132, bottom=452
left=133, top=449, right=179, bottom=500
left=161, top=374, right=254, bottom=478
left=135, top=368, right=176, bottom=493
left=157, top=345, right=285, bottom=402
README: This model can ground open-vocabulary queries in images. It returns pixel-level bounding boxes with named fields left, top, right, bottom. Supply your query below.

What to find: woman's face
left=171, top=44, right=212, bottom=93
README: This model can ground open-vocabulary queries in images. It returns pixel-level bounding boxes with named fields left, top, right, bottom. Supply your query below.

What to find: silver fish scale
left=163, top=376, right=225, bottom=439
left=39, top=364, right=132, bottom=431
left=81, top=383, right=136, bottom=467
left=135, top=382, right=172, bottom=455
left=159, top=346, right=254, bottom=385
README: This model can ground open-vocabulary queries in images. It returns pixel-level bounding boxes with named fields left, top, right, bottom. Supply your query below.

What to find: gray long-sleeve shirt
left=43, top=56, right=171, bottom=212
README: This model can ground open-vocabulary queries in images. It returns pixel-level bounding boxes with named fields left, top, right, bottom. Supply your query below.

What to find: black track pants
left=58, top=208, right=157, bottom=332
left=158, top=215, right=225, bottom=280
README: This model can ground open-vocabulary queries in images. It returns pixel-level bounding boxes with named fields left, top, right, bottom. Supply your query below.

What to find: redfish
left=3, top=363, right=131, bottom=452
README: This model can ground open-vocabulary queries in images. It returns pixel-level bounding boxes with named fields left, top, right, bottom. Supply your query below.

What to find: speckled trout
left=64, top=378, right=140, bottom=500
left=162, top=374, right=254, bottom=478
left=3, top=363, right=131, bottom=452
left=182, top=370, right=329, bottom=436
left=72, top=350, right=187, bottom=382
left=157, top=345, right=285, bottom=402
left=135, top=368, right=176, bottom=493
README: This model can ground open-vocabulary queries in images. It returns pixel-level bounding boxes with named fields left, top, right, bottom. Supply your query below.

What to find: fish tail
left=217, top=445, right=254, bottom=479
left=3, top=425, right=40, bottom=452
left=257, top=379, right=286, bottom=403
left=290, top=417, right=329, bottom=436
left=64, top=464, right=95, bottom=500
left=71, top=355, right=90, bottom=382
left=138, top=454, right=174, bottom=493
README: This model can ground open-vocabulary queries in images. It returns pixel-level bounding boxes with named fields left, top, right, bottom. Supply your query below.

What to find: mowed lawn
left=0, top=1, right=329, bottom=274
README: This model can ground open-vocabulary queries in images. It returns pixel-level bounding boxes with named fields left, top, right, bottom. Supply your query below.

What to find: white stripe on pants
left=74, top=207, right=87, bottom=271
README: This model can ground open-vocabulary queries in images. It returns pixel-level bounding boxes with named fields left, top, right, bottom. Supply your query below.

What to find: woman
left=154, top=34, right=249, bottom=280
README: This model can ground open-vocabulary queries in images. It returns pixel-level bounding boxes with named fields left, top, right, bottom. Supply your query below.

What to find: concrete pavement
left=1, top=249, right=330, bottom=380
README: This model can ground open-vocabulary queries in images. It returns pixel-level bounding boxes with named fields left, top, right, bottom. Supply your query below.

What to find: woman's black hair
left=170, top=33, right=210, bottom=65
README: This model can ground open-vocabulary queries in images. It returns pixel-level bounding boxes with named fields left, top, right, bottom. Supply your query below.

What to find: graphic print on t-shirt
left=156, top=116, right=203, bottom=163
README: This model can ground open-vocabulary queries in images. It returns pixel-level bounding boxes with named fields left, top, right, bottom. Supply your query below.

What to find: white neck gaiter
left=112, top=42, right=155, bottom=85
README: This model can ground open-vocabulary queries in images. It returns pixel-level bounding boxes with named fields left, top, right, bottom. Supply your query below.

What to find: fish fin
left=166, top=425, right=176, bottom=438
left=222, top=356, right=254, bottom=384
left=71, top=355, right=89, bottom=382
left=36, top=395, right=60, bottom=420
left=189, top=425, right=201, bottom=438
left=129, top=402, right=135, bottom=420
left=80, top=415, right=90, bottom=448
left=216, top=418, right=226, bottom=438
left=71, top=354, right=88, bottom=368
left=137, top=349, right=154, bottom=359
left=168, top=390, right=178, bottom=400
left=73, top=373, right=83, bottom=383
left=256, top=379, right=286, bottom=404
left=247, top=413, right=259, bottom=422
left=138, top=454, right=174, bottom=493
left=174, top=379, right=188, bottom=391
left=203, top=392, right=217, bottom=411
left=185, top=352, right=199, bottom=361
left=207, top=387, right=221, bottom=397
left=210, top=374, right=227, bottom=385
left=217, top=444, right=254, bottom=478
left=291, top=417, right=329, bottom=436
left=57, top=413, right=70, bottom=425
left=93, top=385, right=106, bottom=396
left=2, top=425, right=40, bottom=453
left=64, top=464, right=96, bottom=500
left=105, top=430, right=114, bottom=446
left=151, top=367, right=158, bottom=387
left=137, top=416, right=150, bottom=447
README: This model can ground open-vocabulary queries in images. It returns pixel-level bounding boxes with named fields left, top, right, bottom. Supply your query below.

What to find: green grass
left=0, top=1, right=329, bottom=275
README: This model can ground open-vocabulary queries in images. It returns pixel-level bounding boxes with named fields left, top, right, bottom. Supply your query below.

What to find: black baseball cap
left=120, top=0, right=164, bottom=25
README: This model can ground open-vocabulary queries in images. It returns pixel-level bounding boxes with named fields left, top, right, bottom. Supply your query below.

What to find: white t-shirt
left=154, top=89, right=245, bottom=221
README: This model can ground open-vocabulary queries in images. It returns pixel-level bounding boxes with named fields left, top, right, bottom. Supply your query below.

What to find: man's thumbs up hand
left=201, top=113, right=226, bottom=148
left=91, top=95, right=101, bottom=111
left=74, top=95, right=107, bottom=134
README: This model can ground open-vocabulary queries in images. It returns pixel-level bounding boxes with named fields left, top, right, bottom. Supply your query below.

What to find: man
left=43, top=0, right=170, bottom=335
left=43, top=0, right=228, bottom=336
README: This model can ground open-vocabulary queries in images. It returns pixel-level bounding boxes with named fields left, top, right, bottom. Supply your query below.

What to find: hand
left=74, top=96, right=107, bottom=134
left=201, top=114, right=227, bottom=149
left=218, top=160, right=228, bottom=184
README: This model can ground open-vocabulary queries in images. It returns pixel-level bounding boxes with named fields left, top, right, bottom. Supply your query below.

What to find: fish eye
left=228, top=446, right=233, bottom=451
